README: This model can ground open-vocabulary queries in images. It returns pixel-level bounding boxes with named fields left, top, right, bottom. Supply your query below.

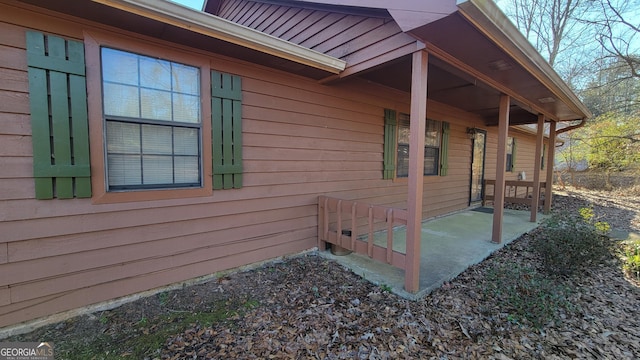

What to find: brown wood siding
left=0, top=1, right=541, bottom=327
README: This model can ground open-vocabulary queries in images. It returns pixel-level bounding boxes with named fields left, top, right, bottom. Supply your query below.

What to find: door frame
left=469, top=129, right=487, bottom=205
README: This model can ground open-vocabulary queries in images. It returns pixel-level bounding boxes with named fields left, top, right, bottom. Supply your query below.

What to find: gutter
left=92, top=0, right=346, bottom=74
left=556, top=118, right=587, bottom=135
left=554, top=118, right=587, bottom=147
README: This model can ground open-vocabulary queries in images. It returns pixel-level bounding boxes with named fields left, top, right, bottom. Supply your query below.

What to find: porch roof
left=205, top=0, right=591, bottom=126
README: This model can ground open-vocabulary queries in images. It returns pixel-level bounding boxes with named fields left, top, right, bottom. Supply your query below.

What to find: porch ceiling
left=359, top=10, right=589, bottom=126
left=359, top=55, right=541, bottom=126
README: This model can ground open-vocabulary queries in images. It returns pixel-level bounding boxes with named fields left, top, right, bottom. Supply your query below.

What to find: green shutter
left=383, top=109, right=397, bottom=179
left=541, top=144, right=546, bottom=170
left=440, top=121, right=450, bottom=176
left=211, top=71, right=243, bottom=190
left=26, top=31, right=91, bottom=200
left=511, top=138, right=517, bottom=171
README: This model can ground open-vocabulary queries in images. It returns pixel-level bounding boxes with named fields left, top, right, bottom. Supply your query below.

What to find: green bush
left=483, top=263, right=571, bottom=328
left=533, top=207, right=612, bottom=277
left=622, top=240, right=640, bottom=281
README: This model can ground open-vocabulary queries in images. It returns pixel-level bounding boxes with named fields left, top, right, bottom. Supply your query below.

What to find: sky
left=170, top=0, right=205, bottom=10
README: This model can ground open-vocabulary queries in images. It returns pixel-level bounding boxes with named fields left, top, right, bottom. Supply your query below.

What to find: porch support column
left=530, top=114, right=545, bottom=222
left=405, top=49, right=428, bottom=293
left=491, top=94, right=510, bottom=244
left=544, top=121, right=557, bottom=214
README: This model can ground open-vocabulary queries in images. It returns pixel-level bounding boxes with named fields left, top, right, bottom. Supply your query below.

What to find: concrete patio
left=320, top=207, right=548, bottom=300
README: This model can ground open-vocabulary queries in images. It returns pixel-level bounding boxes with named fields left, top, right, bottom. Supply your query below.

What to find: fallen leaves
left=7, top=188, right=640, bottom=359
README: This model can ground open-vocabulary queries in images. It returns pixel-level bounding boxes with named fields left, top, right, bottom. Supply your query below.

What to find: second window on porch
left=396, top=114, right=442, bottom=177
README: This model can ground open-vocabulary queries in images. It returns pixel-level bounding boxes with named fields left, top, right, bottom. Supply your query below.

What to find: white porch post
left=544, top=121, right=557, bottom=214
left=405, top=49, right=428, bottom=293
left=491, top=94, right=510, bottom=243
left=530, top=114, right=545, bottom=222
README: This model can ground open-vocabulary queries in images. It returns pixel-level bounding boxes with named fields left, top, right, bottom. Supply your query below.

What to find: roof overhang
left=15, top=0, right=346, bottom=78
left=454, top=0, right=592, bottom=121
left=362, top=5, right=591, bottom=125
left=280, top=0, right=590, bottom=124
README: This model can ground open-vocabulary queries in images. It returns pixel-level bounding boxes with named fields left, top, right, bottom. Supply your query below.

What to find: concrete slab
left=320, top=207, right=547, bottom=300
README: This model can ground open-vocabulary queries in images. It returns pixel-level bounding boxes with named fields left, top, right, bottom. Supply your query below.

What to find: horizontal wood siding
left=0, top=2, right=541, bottom=328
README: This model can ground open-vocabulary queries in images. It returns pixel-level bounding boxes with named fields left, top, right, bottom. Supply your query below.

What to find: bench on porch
left=482, top=180, right=547, bottom=207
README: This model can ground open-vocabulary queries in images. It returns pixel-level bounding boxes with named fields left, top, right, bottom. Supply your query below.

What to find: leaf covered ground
left=6, top=188, right=640, bottom=359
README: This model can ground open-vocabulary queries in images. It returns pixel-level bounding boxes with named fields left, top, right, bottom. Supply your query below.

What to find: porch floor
left=319, top=207, right=548, bottom=300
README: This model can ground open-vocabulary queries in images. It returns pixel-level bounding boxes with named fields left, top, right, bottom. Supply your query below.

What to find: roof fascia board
left=456, top=0, right=592, bottom=119
left=92, top=0, right=346, bottom=74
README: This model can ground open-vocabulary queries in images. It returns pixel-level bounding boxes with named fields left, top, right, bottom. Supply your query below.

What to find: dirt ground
left=5, top=187, right=640, bottom=359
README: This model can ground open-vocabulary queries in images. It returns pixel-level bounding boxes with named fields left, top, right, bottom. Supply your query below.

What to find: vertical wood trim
left=511, top=138, right=517, bottom=171
left=323, top=197, right=329, bottom=241
left=336, top=200, right=342, bottom=247
left=383, top=109, right=397, bottom=179
left=544, top=121, right=557, bottom=214
left=318, top=197, right=326, bottom=250
left=367, top=206, right=374, bottom=257
left=492, top=94, right=510, bottom=243
left=440, top=121, right=450, bottom=176
left=530, top=114, right=545, bottom=222
left=386, top=209, right=393, bottom=264
left=350, top=203, right=357, bottom=249
left=405, top=49, right=428, bottom=293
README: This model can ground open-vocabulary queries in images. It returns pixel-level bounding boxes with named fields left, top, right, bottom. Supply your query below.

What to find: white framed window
left=101, top=48, right=202, bottom=190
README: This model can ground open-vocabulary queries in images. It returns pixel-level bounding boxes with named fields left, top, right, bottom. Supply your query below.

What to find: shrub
left=482, top=263, right=571, bottom=328
left=533, top=207, right=612, bottom=277
left=622, top=240, right=640, bottom=281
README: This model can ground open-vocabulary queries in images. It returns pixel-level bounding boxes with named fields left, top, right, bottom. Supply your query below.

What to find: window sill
left=91, top=186, right=212, bottom=204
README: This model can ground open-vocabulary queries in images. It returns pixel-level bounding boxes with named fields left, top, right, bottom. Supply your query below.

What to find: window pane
left=106, top=121, right=140, bottom=154
left=141, top=88, right=172, bottom=121
left=143, top=155, right=173, bottom=184
left=396, top=144, right=409, bottom=177
left=173, top=94, right=200, bottom=123
left=425, top=120, right=441, bottom=147
left=140, top=57, right=171, bottom=91
left=175, top=156, right=199, bottom=183
left=174, top=127, right=199, bottom=155
left=142, top=124, right=172, bottom=155
left=102, top=48, right=138, bottom=85
left=103, top=83, right=140, bottom=118
left=424, top=147, right=439, bottom=175
left=108, top=154, right=142, bottom=186
left=172, top=63, right=200, bottom=95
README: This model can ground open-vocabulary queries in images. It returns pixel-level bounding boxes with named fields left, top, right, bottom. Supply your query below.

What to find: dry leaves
left=7, top=188, right=640, bottom=359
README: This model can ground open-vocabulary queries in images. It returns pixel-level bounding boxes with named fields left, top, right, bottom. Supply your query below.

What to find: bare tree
left=585, top=0, right=640, bottom=78
left=499, top=0, right=591, bottom=67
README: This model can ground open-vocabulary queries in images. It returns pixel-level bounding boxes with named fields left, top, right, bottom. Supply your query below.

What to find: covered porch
left=319, top=204, right=547, bottom=299
left=310, top=0, right=590, bottom=294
